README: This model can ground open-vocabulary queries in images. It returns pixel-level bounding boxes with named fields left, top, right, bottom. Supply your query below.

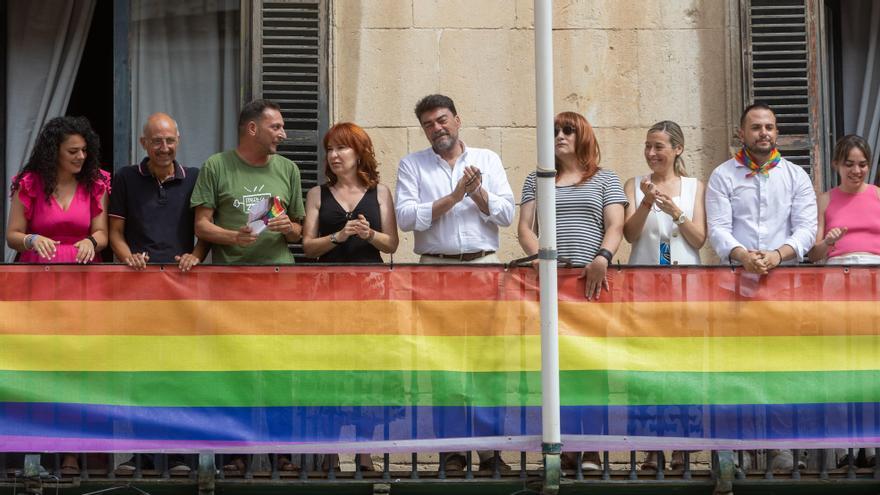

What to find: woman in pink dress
left=6, top=116, right=110, bottom=265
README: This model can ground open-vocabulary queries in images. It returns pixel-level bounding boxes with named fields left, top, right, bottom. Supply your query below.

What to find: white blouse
left=629, top=176, right=701, bottom=265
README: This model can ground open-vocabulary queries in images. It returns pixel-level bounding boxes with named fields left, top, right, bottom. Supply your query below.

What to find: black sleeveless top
left=317, top=185, right=383, bottom=263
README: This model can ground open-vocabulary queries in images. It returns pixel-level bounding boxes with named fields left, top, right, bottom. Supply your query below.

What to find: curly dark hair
left=10, top=116, right=103, bottom=201
left=414, top=94, right=457, bottom=121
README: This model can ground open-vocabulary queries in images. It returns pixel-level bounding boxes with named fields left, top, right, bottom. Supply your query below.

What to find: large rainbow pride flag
left=0, top=264, right=878, bottom=453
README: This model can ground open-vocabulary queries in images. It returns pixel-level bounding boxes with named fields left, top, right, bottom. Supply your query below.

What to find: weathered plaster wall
left=331, top=0, right=732, bottom=263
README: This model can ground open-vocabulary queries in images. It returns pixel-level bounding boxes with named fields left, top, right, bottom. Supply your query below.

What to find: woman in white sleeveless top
left=623, top=121, right=706, bottom=471
left=624, top=121, right=706, bottom=266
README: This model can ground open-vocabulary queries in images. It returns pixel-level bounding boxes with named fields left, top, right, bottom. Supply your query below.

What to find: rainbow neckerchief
left=735, top=148, right=781, bottom=178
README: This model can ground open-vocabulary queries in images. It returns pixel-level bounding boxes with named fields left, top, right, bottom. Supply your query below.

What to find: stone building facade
left=329, top=0, right=737, bottom=262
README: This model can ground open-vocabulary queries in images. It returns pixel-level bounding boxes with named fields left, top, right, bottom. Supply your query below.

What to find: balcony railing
left=1, top=263, right=879, bottom=494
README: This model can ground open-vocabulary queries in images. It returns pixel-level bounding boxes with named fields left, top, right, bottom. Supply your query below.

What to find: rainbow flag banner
left=0, top=264, right=878, bottom=453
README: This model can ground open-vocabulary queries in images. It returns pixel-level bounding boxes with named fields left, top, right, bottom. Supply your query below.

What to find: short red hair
left=323, top=122, right=380, bottom=189
left=554, top=112, right=601, bottom=184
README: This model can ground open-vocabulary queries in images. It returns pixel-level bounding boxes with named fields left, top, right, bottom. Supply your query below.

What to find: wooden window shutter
left=252, top=0, right=329, bottom=192
left=740, top=0, right=825, bottom=184
left=251, top=0, right=328, bottom=258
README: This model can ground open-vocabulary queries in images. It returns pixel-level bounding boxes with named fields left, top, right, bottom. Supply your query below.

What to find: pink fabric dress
left=15, top=170, right=111, bottom=263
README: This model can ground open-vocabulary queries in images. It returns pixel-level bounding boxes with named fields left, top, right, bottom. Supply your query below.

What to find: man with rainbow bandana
left=706, top=102, right=817, bottom=276
left=705, top=102, right=816, bottom=472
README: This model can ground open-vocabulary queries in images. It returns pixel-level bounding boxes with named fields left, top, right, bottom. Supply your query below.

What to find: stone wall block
left=439, top=29, right=536, bottom=127
left=553, top=29, right=640, bottom=128
left=333, top=0, right=413, bottom=29
left=460, top=127, right=503, bottom=151
left=636, top=29, right=727, bottom=127
left=414, top=0, right=515, bottom=28
left=366, top=127, right=410, bottom=178
left=657, top=0, right=726, bottom=29
left=593, top=126, right=647, bottom=185
left=516, top=0, right=723, bottom=30
left=500, top=127, right=537, bottom=197
left=406, top=127, right=428, bottom=154
left=514, top=0, right=533, bottom=28
left=335, top=29, right=438, bottom=127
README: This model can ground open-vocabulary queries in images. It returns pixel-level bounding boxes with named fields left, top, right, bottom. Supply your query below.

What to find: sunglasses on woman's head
left=554, top=125, right=576, bottom=136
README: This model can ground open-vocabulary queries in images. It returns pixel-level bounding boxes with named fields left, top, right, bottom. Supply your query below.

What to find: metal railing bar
left=353, top=454, right=362, bottom=480
left=602, top=451, right=610, bottom=481
left=764, top=450, right=773, bottom=480
left=846, top=448, right=856, bottom=479
left=656, top=451, right=665, bottom=480
left=298, top=454, right=307, bottom=480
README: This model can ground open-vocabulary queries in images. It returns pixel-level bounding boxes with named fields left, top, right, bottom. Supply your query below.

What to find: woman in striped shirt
left=517, top=111, right=627, bottom=472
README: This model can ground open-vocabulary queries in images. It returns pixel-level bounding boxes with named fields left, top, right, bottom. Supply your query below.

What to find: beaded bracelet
left=23, top=234, right=36, bottom=250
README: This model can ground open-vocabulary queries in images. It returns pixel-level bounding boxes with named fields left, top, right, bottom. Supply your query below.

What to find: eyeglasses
left=149, top=137, right=178, bottom=148
left=554, top=126, right=576, bottom=136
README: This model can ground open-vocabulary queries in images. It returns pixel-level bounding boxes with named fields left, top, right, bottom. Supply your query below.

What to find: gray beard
left=432, top=136, right=458, bottom=154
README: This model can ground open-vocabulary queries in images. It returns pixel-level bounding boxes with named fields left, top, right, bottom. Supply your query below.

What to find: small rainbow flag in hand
left=247, top=196, right=286, bottom=235
left=266, top=196, right=286, bottom=221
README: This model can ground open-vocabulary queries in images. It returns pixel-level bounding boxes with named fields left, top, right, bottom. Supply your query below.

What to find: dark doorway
left=1, top=1, right=7, bottom=260
left=66, top=1, right=114, bottom=173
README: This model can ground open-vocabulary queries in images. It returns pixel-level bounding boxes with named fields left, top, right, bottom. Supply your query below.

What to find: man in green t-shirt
left=191, top=99, right=305, bottom=264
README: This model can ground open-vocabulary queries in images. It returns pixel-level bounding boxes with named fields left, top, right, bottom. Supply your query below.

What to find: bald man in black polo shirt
left=109, top=112, right=209, bottom=271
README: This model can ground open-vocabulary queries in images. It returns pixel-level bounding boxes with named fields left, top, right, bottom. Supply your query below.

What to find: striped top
left=521, top=168, right=628, bottom=266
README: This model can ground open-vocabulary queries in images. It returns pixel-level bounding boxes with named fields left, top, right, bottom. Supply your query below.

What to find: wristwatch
left=330, top=232, right=341, bottom=245
left=674, top=212, right=688, bottom=225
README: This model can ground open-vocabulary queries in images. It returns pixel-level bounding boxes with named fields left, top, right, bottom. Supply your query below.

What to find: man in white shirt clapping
left=395, top=94, right=515, bottom=264
left=394, top=94, right=515, bottom=473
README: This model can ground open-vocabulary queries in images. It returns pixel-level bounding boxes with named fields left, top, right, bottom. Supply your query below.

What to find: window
left=738, top=0, right=823, bottom=182
left=251, top=0, right=329, bottom=192
left=821, top=0, right=880, bottom=187
left=737, top=0, right=880, bottom=189
left=2, top=0, right=329, bottom=260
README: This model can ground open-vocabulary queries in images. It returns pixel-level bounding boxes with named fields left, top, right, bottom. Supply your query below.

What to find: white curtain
left=839, top=0, right=880, bottom=182
left=129, top=0, right=240, bottom=169
left=4, top=0, right=96, bottom=261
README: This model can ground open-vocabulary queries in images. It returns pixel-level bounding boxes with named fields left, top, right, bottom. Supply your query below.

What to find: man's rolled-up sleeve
left=395, top=158, right=433, bottom=232
left=706, top=170, right=744, bottom=264
left=785, top=169, right=818, bottom=260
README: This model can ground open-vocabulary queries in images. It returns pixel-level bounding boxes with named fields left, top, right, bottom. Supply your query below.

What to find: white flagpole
left=534, top=0, right=561, bottom=491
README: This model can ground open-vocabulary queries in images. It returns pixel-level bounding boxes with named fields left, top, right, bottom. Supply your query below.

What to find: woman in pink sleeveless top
left=808, top=134, right=880, bottom=265
left=808, top=134, right=878, bottom=468
left=6, top=116, right=110, bottom=265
